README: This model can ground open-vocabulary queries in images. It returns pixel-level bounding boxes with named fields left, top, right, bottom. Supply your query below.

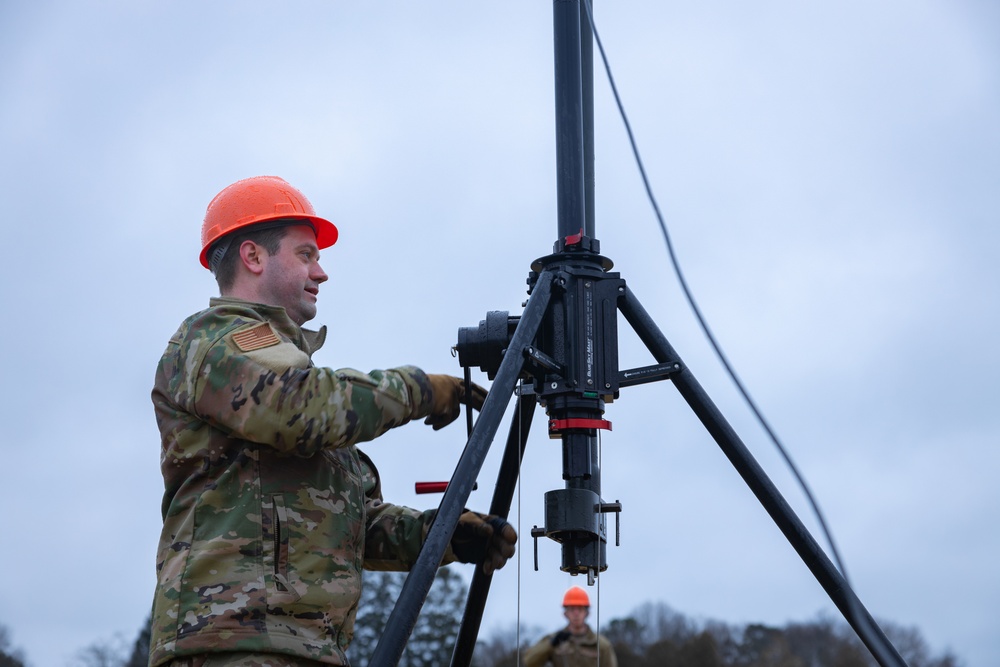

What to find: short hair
left=210, top=225, right=290, bottom=292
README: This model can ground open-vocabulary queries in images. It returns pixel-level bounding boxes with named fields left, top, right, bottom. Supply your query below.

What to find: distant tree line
left=475, top=601, right=963, bottom=667
left=0, top=574, right=962, bottom=667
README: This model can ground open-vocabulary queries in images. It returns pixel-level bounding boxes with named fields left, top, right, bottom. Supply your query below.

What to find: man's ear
left=239, top=240, right=265, bottom=276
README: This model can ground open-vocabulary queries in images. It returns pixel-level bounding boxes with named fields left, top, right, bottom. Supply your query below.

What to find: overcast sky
left=1, top=2, right=998, bottom=666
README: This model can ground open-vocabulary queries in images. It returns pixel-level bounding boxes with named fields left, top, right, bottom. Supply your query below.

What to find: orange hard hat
left=199, top=175, right=339, bottom=269
left=562, top=586, right=590, bottom=607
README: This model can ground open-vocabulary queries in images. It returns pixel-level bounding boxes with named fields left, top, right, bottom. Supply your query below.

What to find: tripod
left=369, top=3, right=908, bottom=666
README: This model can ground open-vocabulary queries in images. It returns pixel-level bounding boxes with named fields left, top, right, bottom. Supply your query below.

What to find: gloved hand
left=450, top=511, right=517, bottom=574
left=424, top=374, right=488, bottom=430
left=551, top=630, right=572, bottom=647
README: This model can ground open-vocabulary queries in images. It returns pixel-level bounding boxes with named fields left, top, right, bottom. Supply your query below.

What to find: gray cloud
left=1, top=2, right=996, bottom=666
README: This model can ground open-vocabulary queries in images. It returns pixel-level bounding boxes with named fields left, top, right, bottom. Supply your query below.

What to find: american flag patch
left=232, top=323, right=280, bottom=352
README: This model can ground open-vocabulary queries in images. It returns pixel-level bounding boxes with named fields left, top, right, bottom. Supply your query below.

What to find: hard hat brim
left=198, top=215, right=339, bottom=269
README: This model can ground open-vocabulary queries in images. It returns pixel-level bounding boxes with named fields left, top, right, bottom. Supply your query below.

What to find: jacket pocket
left=263, top=494, right=301, bottom=603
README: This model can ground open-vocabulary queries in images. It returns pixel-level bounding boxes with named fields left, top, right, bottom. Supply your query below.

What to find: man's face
left=564, top=606, right=589, bottom=633
left=256, top=224, right=329, bottom=325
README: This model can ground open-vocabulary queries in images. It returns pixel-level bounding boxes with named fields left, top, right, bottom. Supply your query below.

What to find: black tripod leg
left=368, top=272, right=555, bottom=667
left=450, top=392, right=536, bottom=667
left=619, top=287, right=907, bottom=667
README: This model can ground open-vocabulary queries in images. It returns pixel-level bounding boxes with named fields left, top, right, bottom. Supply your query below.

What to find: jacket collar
left=209, top=296, right=327, bottom=355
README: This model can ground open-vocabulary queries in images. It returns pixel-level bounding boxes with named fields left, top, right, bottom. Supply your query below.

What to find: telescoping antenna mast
left=369, top=3, right=909, bottom=667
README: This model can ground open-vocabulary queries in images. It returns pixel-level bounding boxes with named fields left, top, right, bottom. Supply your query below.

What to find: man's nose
left=313, top=263, right=329, bottom=284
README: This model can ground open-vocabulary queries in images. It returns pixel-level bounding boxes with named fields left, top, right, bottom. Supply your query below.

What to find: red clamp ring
left=548, top=418, right=612, bottom=434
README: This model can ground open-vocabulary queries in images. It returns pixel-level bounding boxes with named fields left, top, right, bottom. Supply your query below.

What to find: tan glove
left=424, top=374, right=488, bottom=431
left=451, top=511, right=517, bottom=575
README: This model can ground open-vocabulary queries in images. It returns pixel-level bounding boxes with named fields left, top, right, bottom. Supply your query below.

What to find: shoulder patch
left=232, top=322, right=280, bottom=352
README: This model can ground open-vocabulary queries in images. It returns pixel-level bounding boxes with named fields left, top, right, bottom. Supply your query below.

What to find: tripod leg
left=450, top=392, right=536, bottom=667
left=619, top=287, right=907, bottom=667
left=368, top=272, right=555, bottom=667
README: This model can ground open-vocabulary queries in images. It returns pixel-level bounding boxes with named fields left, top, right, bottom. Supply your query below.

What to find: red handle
left=415, top=482, right=449, bottom=494
left=415, top=481, right=478, bottom=494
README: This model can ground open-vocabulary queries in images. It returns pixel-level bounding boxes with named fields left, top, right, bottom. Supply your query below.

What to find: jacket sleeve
left=161, top=312, right=434, bottom=456
left=522, top=635, right=554, bottom=667
left=356, top=450, right=457, bottom=571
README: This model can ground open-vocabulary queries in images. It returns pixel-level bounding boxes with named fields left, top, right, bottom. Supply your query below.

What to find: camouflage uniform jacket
left=523, top=626, right=618, bottom=667
left=149, top=297, right=443, bottom=667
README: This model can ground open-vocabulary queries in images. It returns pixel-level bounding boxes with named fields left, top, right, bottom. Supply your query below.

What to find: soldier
left=149, top=176, right=516, bottom=667
left=523, top=587, right=618, bottom=667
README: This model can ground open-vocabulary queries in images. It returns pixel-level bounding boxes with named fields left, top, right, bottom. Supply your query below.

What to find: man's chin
left=290, top=305, right=317, bottom=326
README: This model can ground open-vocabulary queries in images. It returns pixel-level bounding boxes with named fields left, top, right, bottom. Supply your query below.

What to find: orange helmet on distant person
left=199, top=175, right=339, bottom=269
left=563, top=586, right=590, bottom=608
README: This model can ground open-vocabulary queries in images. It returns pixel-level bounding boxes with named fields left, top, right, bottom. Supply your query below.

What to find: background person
left=523, top=586, right=618, bottom=667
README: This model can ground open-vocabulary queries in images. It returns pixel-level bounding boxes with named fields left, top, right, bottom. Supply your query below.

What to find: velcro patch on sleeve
left=232, top=322, right=281, bottom=352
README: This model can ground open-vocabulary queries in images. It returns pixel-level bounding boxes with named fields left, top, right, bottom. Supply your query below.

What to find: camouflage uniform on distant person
left=523, top=587, right=618, bottom=667
left=149, top=176, right=517, bottom=667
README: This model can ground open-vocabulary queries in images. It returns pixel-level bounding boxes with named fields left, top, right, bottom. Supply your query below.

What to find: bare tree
left=880, top=620, right=963, bottom=667
left=0, top=624, right=27, bottom=667
left=69, top=634, right=129, bottom=667
left=473, top=622, right=543, bottom=667
left=123, top=616, right=151, bottom=667
left=350, top=568, right=473, bottom=667
left=631, top=600, right=697, bottom=645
